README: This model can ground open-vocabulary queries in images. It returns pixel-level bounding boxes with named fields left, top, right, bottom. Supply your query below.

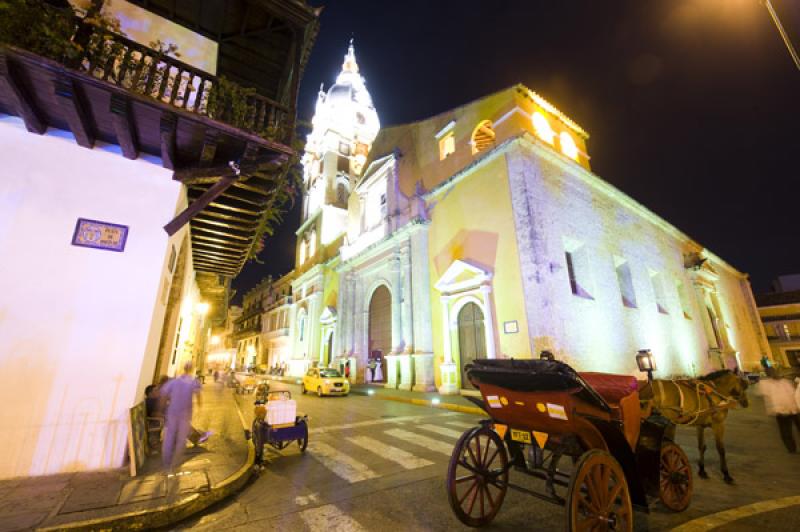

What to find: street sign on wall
left=71, top=218, right=129, bottom=252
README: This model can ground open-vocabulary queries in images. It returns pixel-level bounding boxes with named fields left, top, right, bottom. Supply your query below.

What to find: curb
left=350, top=389, right=486, bottom=417
left=37, top=394, right=255, bottom=531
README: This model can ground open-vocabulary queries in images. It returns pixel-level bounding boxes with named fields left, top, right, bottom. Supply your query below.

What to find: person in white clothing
left=757, top=368, right=800, bottom=453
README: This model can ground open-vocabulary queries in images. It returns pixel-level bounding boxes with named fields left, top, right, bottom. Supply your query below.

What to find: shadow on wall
left=0, top=339, right=56, bottom=478
left=434, top=230, right=498, bottom=279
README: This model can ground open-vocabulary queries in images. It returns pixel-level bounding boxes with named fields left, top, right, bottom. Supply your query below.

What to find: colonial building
left=756, top=275, right=800, bottom=369
left=279, top=44, right=769, bottom=392
left=262, top=271, right=296, bottom=369
left=0, top=0, right=318, bottom=478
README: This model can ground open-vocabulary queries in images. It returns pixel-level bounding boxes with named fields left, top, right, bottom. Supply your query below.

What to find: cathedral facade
left=278, top=43, right=770, bottom=393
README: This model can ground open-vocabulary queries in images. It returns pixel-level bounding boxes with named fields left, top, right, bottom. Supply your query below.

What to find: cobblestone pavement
left=177, top=381, right=800, bottom=532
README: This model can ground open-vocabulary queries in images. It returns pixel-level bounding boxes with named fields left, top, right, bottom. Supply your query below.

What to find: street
left=176, top=385, right=800, bottom=531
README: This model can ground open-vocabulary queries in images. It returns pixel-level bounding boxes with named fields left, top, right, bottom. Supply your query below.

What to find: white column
left=480, top=284, right=497, bottom=359
left=410, top=228, right=433, bottom=355
left=438, top=295, right=458, bottom=395
left=390, top=254, right=403, bottom=353
left=441, top=296, right=452, bottom=363
left=400, top=246, right=413, bottom=352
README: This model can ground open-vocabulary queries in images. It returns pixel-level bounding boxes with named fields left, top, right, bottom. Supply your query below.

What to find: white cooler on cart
left=266, top=398, right=297, bottom=426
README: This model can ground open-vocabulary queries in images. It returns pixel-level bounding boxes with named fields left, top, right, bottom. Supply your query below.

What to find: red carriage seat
left=578, top=372, right=641, bottom=449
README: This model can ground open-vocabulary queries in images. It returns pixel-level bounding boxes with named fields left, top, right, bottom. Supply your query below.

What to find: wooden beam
left=164, top=174, right=238, bottom=236
left=191, top=224, right=251, bottom=241
left=193, top=257, right=241, bottom=269
left=192, top=233, right=250, bottom=248
left=195, top=211, right=259, bottom=226
left=206, top=200, right=260, bottom=217
left=173, top=153, right=284, bottom=183
left=191, top=242, right=244, bottom=257
left=195, top=265, right=238, bottom=276
left=0, top=51, right=45, bottom=134
left=199, top=128, right=219, bottom=166
left=53, top=75, right=94, bottom=149
left=109, top=94, right=138, bottom=159
left=160, top=112, right=177, bottom=170
left=192, top=216, right=256, bottom=233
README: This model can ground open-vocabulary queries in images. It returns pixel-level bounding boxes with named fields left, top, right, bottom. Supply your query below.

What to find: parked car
left=302, top=368, right=350, bottom=397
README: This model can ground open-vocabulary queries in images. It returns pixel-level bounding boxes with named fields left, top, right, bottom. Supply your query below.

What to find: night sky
left=233, top=0, right=800, bottom=303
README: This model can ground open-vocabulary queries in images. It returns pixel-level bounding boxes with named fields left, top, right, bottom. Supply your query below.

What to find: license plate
left=510, top=429, right=532, bottom=444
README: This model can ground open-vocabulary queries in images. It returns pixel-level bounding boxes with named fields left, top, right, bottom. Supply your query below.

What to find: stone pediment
left=435, top=260, right=492, bottom=294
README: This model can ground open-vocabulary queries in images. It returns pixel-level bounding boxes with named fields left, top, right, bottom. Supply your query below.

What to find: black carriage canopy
left=465, top=359, right=612, bottom=413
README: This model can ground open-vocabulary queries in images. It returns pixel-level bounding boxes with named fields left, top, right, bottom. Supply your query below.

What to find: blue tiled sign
left=71, top=218, right=129, bottom=252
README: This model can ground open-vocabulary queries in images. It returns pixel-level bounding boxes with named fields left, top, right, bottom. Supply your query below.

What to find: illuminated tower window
left=532, top=111, right=555, bottom=145
left=439, top=132, right=455, bottom=160
left=471, top=120, right=495, bottom=154
left=559, top=131, right=579, bottom=160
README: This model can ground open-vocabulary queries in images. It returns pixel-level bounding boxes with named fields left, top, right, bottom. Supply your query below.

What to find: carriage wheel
left=659, top=442, right=692, bottom=512
left=567, top=450, right=633, bottom=532
left=297, top=419, right=308, bottom=452
left=446, top=426, right=509, bottom=527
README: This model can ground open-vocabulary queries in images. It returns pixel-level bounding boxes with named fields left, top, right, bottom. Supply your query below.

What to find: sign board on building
left=128, top=401, right=147, bottom=476
left=71, top=218, right=129, bottom=252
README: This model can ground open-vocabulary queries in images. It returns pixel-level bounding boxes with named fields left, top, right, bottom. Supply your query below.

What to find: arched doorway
left=457, top=302, right=486, bottom=389
left=368, top=285, right=392, bottom=382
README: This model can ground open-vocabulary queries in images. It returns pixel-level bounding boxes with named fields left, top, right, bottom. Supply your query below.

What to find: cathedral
left=275, top=42, right=769, bottom=393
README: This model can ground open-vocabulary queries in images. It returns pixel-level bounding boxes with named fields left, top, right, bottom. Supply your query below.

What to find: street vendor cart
left=246, top=385, right=308, bottom=464
left=446, top=358, right=692, bottom=530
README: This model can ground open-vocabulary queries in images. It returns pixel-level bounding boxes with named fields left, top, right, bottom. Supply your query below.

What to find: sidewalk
left=0, top=383, right=253, bottom=532
left=261, top=374, right=486, bottom=415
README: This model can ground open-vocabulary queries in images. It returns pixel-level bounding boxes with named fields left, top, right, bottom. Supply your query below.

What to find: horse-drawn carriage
left=447, top=359, right=692, bottom=530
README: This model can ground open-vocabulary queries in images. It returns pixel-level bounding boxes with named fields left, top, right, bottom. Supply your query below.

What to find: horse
left=643, top=369, right=750, bottom=484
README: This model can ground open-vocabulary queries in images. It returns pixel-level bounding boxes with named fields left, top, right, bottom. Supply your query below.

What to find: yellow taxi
left=302, top=367, right=350, bottom=397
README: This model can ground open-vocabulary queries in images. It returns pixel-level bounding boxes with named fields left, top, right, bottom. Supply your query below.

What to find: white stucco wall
left=507, top=137, right=763, bottom=377
left=0, top=117, right=180, bottom=478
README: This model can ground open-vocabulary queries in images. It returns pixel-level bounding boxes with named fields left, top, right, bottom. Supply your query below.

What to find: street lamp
left=762, top=0, right=800, bottom=72
left=195, top=301, right=210, bottom=315
left=636, top=349, right=657, bottom=381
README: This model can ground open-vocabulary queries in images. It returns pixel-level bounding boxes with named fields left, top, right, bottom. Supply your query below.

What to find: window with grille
left=471, top=120, right=495, bottom=154
left=439, top=132, right=455, bottom=160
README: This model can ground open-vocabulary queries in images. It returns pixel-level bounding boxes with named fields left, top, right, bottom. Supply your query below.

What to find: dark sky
left=233, top=0, right=800, bottom=302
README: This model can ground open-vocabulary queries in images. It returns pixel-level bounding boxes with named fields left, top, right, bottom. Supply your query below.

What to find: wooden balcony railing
left=72, top=24, right=290, bottom=143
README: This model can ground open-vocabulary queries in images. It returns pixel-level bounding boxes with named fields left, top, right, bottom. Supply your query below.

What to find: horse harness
left=654, top=379, right=738, bottom=424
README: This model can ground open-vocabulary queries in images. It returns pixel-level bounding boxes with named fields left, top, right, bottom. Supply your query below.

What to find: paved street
left=173, top=384, right=800, bottom=532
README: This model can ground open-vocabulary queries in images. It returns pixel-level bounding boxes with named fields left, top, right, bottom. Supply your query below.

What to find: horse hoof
left=698, top=470, right=709, bottom=479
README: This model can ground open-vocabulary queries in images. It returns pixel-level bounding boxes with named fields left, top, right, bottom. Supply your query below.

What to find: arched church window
left=471, top=120, right=495, bottom=154
left=559, top=131, right=579, bottom=161
left=532, top=111, right=555, bottom=145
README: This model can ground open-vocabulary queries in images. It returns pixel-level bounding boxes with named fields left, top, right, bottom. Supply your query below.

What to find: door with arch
left=368, top=285, right=392, bottom=382
left=457, top=302, right=486, bottom=389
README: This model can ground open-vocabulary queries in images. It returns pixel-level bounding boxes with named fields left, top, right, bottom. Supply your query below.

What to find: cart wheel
left=297, top=419, right=308, bottom=452
left=567, top=450, right=633, bottom=532
left=251, top=419, right=263, bottom=464
left=659, top=441, right=692, bottom=512
left=317, top=387, right=323, bottom=398
left=446, top=426, right=508, bottom=527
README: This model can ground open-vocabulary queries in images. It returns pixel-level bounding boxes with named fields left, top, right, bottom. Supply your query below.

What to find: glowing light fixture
left=636, top=349, right=657, bottom=381
left=560, top=131, right=579, bottom=160
left=532, top=111, right=555, bottom=145
left=431, top=398, right=441, bottom=405
left=368, top=389, right=375, bottom=396
left=195, top=302, right=210, bottom=315
left=210, top=335, right=221, bottom=346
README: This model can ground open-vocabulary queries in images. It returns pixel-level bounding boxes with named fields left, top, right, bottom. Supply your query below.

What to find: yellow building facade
left=283, top=47, right=769, bottom=393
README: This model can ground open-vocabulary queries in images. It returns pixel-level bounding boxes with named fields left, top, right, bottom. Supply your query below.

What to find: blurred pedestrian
left=757, top=368, right=800, bottom=453
left=160, top=361, right=203, bottom=471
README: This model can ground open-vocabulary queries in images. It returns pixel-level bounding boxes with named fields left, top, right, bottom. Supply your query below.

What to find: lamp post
left=636, top=349, right=657, bottom=382
left=762, top=0, right=800, bottom=72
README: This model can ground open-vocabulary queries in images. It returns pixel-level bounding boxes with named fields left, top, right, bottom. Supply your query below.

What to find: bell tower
left=296, top=41, right=379, bottom=268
